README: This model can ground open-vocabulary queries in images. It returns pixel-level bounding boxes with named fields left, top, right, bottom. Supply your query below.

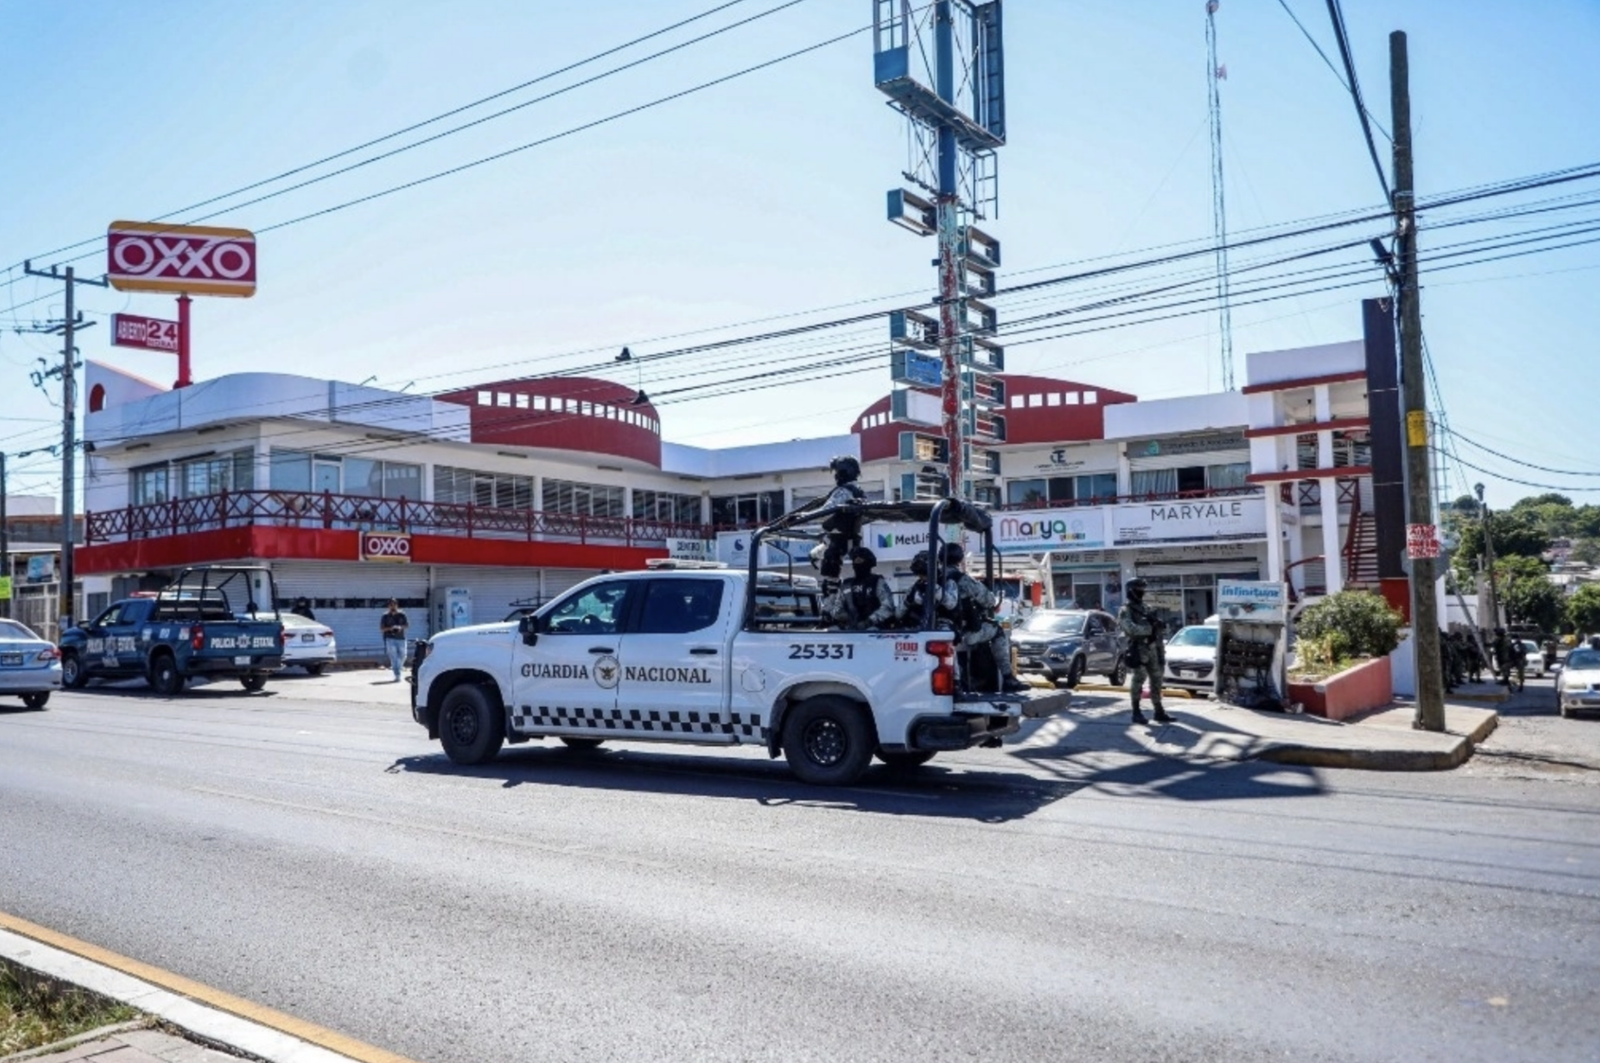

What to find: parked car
left=269, top=612, right=337, bottom=675
left=1010, top=609, right=1126, bottom=687
left=1164, top=623, right=1220, bottom=690
left=1555, top=647, right=1600, bottom=718
left=0, top=618, right=61, bottom=709
left=1521, top=639, right=1546, bottom=678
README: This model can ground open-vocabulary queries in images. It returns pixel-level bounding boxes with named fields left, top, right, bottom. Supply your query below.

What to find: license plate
left=301, top=633, right=316, bottom=643
left=233, top=655, right=251, bottom=665
left=0, top=653, right=21, bottom=666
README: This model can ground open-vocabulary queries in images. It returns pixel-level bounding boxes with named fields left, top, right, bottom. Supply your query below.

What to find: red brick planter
left=1288, top=655, right=1393, bottom=721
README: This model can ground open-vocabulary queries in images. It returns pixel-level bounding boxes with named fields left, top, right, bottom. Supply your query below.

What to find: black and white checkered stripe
left=511, top=704, right=766, bottom=740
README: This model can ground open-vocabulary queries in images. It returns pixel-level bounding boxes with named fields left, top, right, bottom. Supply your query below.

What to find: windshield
left=1568, top=649, right=1600, bottom=671
left=1169, top=626, right=1219, bottom=648
left=1021, top=612, right=1086, bottom=636
left=0, top=618, right=39, bottom=640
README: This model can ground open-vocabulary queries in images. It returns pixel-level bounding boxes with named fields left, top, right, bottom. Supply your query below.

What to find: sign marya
left=993, top=496, right=1266, bottom=554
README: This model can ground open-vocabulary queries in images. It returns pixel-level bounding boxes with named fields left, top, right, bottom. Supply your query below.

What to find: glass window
left=1207, top=462, right=1252, bottom=491
left=633, top=490, right=701, bottom=525
left=1131, top=469, right=1178, bottom=497
left=270, top=450, right=311, bottom=492
left=1020, top=612, right=1087, bottom=636
left=1176, top=466, right=1206, bottom=494
left=345, top=458, right=381, bottom=498
left=637, top=579, right=724, bottom=634
left=1007, top=479, right=1047, bottom=507
left=383, top=462, right=421, bottom=501
left=1169, top=626, right=1219, bottom=648
left=543, top=581, right=633, bottom=635
left=708, top=491, right=785, bottom=527
left=1076, top=473, right=1118, bottom=502
left=1047, top=477, right=1074, bottom=504
left=132, top=464, right=169, bottom=505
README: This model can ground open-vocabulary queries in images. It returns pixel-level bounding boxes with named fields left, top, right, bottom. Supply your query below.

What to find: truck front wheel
left=782, top=696, right=874, bottom=786
left=61, top=653, right=88, bottom=689
left=438, top=684, right=505, bottom=766
left=150, top=654, right=185, bottom=696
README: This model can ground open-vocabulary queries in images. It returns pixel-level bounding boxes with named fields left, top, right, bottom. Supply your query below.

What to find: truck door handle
left=588, top=646, right=615, bottom=655
left=690, top=647, right=718, bottom=656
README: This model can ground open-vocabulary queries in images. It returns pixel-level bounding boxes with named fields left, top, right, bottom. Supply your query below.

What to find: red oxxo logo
left=362, top=531, right=412, bottom=562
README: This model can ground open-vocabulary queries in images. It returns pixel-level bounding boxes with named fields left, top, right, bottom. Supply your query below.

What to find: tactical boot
left=1151, top=706, right=1174, bottom=725
left=1130, top=707, right=1149, bottom=726
left=1001, top=675, right=1030, bottom=694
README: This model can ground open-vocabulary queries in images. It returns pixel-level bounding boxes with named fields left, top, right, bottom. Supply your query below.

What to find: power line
left=1324, top=0, right=1392, bottom=201
left=1446, top=428, right=1600, bottom=478
left=1448, top=452, right=1600, bottom=494
left=1273, top=0, right=1391, bottom=139
left=1, top=0, right=769, bottom=274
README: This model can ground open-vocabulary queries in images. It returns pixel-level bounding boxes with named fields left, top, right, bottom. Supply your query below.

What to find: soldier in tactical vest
left=943, top=543, right=1028, bottom=695
left=828, top=546, right=897, bottom=630
left=1117, top=577, right=1173, bottom=725
left=901, top=549, right=957, bottom=628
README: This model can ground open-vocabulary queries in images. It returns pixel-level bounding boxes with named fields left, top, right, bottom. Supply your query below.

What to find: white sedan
left=1556, top=648, right=1600, bottom=718
left=277, top=613, right=337, bottom=675
left=1522, top=640, right=1547, bottom=678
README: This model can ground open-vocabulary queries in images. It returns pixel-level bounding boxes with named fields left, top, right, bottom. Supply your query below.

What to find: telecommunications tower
left=1205, top=0, right=1233, bottom=390
left=872, top=0, right=1007, bottom=502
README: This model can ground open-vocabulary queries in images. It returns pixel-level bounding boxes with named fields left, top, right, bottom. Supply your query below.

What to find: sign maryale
left=107, top=221, right=257, bottom=297
left=1111, top=496, right=1266, bottom=547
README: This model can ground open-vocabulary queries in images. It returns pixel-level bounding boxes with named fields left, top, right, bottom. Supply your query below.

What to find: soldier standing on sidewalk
left=1118, top=578, right=1172, bottom=725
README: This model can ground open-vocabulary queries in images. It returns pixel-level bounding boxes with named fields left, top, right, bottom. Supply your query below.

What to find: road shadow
left=57, top=679, right=278, bottom=701
left=1007, top=694, right=1328, bottom=802
left=386, top=745, right=1088, bottom=824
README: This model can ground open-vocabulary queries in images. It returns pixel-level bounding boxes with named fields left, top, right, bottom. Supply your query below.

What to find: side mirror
left=518, top=614, right=539, bottom=647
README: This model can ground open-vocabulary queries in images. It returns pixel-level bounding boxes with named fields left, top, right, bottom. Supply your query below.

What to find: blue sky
left=2, top=0, right=1597, bottom=510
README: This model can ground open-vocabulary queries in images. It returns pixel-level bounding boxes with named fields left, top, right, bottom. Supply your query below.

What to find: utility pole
left=1476, top=483, right=1500, bottom=629
left=23, top=261, right=107, bottom=632
left=1390, top=31, right=1446, bottom=731
left=0, top=450, right=8, bottom=620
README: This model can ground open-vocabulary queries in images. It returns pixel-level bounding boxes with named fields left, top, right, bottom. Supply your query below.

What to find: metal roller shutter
left=271, top=562, right=428, bottom=659
left=430, top=567, right=543, bottom=627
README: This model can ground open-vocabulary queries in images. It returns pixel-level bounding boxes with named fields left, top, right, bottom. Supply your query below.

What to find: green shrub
left=1296, top=590, right=1403, bottom=660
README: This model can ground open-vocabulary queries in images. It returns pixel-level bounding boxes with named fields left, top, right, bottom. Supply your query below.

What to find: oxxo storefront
left=993, top=495, right=1268, bottom=629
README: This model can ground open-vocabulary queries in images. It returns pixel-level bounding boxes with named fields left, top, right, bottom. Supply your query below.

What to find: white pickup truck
left=411, top=501, right=1028, bottom=785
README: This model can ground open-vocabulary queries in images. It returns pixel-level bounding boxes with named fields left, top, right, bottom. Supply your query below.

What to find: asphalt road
left=0, top=677, right=1596, bottom=1063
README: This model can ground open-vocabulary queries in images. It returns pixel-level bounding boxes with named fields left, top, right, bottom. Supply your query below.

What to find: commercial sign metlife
left=1111, top=496, right=1266, bottom=546
left=861, top=522, right=933, bottom=561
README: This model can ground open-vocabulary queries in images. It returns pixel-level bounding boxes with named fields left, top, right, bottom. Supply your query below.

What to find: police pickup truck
left=59, top=566, right=285, bottom=694
left=412, top=499, right=1027, bottom=785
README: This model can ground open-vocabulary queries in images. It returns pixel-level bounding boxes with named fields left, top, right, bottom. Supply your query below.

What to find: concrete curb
left=0, top=921, right=411, bottom=1063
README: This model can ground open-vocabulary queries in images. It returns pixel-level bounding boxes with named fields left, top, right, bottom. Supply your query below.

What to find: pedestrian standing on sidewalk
left=380, top=599, right=409, bottom=681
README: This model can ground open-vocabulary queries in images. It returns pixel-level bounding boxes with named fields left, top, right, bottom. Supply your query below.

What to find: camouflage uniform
left=1117, top=583, right=1170, bottom=724
left=828, top=548, right=898, bottom=630
left=944, top=545, right=1026, bottom=693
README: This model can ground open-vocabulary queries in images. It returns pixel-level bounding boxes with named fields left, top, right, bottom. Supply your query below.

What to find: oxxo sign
left=107, top=221, right=258, bottom=297
left=361, top=531, right=413, bottom=563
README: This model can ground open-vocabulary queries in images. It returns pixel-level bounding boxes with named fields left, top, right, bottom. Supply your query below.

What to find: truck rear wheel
left=240, top=675, right=267, bottom=692
left=438, top=683, right=505, bottom=766
left=150, top=654, right=185, bottom=696
left=61, top=653, right=88, bottom=689
left=782, top=696, right=874, bottom=786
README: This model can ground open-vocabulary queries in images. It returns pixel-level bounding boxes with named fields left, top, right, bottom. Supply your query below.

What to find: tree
left=1495, top=554, right=1549, bottom=582
left=1502, top=575, right=1565, bottom=634
left=1568, top=584, right=1600, bottom=638
left=1452, top=511, right=1551, bottom=572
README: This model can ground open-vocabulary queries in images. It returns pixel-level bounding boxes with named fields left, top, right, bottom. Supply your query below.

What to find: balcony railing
left=994, top=484, right=1264, bottom=513
left=87, top=489, right=708, bottom=548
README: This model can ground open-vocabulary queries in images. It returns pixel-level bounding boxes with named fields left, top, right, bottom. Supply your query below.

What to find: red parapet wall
left=1289, top=655, right=1393, bottom=721
left=75, top=526, right=664, bottom=575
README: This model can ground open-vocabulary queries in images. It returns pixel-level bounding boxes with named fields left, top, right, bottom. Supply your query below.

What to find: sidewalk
left=1017, top=686, right=1498, bottom=771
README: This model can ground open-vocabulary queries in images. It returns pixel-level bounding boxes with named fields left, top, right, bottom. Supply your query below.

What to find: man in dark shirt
left=381, top=599, right=409, bottom=681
